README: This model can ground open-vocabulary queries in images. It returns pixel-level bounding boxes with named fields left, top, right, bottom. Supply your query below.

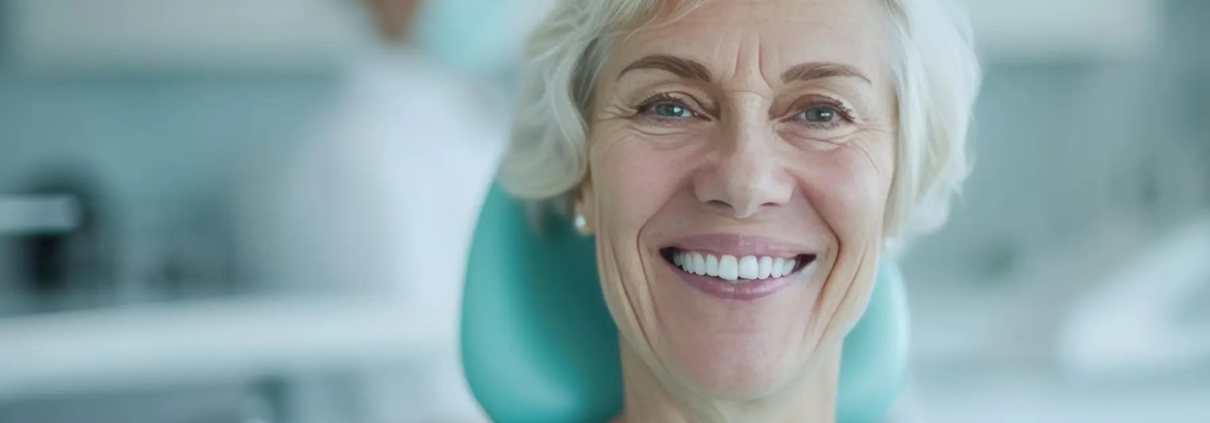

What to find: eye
left=794, top=105, right=841, bottom=124
left=634, top=93, right=703, bottom=121
left=653, top=103, right=693, bottom=118
left=778, top=96, right=860, bottom=141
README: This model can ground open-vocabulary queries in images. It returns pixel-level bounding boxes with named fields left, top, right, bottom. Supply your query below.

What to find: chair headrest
left=462, top=184, right=909, bottom=423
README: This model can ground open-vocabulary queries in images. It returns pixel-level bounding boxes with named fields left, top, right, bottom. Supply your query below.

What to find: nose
left=692, top=119, right=793, bottom=219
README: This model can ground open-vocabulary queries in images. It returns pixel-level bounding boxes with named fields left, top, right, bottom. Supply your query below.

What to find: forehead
left=606, top=0, right=891, bottom=84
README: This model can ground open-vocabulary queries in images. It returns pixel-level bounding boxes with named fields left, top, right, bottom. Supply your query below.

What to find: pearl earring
left=573, top=214, right=588, bottom=233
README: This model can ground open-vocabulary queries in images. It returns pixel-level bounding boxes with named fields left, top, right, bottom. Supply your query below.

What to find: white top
left=238, top=47, right=508, bottom=423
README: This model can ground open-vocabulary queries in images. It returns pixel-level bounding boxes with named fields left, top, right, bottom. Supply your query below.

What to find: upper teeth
left=673, top=251, right=797, bottom=283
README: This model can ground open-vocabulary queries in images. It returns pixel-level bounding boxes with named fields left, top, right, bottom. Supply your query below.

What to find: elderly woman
left=496, top=0, right=981, bottom=421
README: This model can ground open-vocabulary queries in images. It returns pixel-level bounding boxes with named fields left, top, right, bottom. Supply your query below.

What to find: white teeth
left=718, top=255, right=739, bottom=281
left=758, top=256, right=773, bottom=279
left=673, top=250, right=803, bottom=283
left=738, top=256, right=759, bottom=280
left=691, top=253, right=706, bottom=275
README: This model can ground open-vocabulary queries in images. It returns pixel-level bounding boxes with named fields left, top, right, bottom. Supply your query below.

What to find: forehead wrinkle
left=605, top=0, right=895, bottom=103
left=714, top=26, right=775, bottom=94
left=657, top=2, right=878, bottom=86
left=687, top=0, right=855, bottom=25
left=708, top=27, right=736, bottom=82
left=758, top=29, right=786, bottom=89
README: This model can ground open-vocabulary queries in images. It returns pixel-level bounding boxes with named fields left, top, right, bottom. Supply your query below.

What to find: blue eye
left=653, top=103, right=693, bottom=118
left=796, top=106, right=840, bottom=123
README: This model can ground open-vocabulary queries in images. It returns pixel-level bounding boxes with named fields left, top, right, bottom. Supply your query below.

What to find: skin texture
left=574, top=1, right=899, bottom=422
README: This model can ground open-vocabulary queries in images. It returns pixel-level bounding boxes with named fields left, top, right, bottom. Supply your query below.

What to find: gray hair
left=498, top=0, right=981, bottom=244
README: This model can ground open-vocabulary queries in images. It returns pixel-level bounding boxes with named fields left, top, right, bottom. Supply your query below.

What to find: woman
left=496, top=0, right=981, bottom=422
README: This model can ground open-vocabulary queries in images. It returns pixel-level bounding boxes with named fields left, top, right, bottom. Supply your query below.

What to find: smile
left=661, top=248, right=815, bottom=284
left=655, top=234, right=820, bottom=301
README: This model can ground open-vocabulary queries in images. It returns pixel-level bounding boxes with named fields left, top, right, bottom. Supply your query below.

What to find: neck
left=614, top=342, right=841, bottom=423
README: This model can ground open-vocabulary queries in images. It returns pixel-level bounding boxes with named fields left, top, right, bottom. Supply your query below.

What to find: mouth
left=659, top=247, right=817, bottom=284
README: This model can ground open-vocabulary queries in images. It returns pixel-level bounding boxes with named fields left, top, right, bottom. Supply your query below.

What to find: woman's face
left=581, top=0, right=897, bottom=398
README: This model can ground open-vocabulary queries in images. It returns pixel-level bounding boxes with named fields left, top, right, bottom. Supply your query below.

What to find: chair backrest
left=462, top=184, right=909, bottom=423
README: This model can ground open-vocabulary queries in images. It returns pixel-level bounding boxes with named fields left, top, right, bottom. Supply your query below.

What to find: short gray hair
left=498, top=0, right=981, bottom=244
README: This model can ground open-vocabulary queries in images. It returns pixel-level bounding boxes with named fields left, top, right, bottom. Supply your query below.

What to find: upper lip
left=660, top=233, right=816, bottom=258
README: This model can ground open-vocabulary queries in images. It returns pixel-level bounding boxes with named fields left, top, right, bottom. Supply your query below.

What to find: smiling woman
left=495, top=0, right=981, bottom=422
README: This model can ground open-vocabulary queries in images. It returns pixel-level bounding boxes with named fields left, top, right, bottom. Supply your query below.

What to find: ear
left=573, top=175, right=596, bottom=236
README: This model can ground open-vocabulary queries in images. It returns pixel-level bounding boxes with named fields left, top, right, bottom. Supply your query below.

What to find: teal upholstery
left=463, top=184, right=910, bottom=423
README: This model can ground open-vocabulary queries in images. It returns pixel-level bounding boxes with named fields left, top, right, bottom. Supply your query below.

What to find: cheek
left=800, top=143, right=894, bottom=243
left=588, top=129, right=694, bottom=359
left=589, top=131, right=690, bottom=232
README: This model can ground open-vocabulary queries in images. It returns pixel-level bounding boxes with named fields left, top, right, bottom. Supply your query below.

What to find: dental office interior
left=0, top=0, right=1207, bottom=422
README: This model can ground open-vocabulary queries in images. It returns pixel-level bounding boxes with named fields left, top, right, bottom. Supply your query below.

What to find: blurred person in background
left=236, top=0, right=551, bottom=422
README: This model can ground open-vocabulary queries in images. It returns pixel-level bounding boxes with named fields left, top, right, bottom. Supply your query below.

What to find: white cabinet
left=5, top=0, right=376, bottom=72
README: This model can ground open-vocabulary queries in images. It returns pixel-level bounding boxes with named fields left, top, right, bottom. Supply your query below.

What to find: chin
left=639, top=234, right=835, bottom=399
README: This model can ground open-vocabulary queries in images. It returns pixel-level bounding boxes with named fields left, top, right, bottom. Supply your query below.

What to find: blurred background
left=0, top=0, right=1206, bottom=422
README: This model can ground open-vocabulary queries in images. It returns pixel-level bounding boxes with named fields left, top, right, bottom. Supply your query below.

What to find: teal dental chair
left=462, top=184, right=910, bottom=423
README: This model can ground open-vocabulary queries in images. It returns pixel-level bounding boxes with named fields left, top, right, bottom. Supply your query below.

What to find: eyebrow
left=617, top=54, right=872, bottom=86
left=781, top=62, right=871, bottom=85
left=618, top=54, right=712, bottom=82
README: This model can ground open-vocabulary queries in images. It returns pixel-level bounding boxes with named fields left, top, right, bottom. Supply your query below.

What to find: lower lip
left=670, top=263, right=800, bottom=301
